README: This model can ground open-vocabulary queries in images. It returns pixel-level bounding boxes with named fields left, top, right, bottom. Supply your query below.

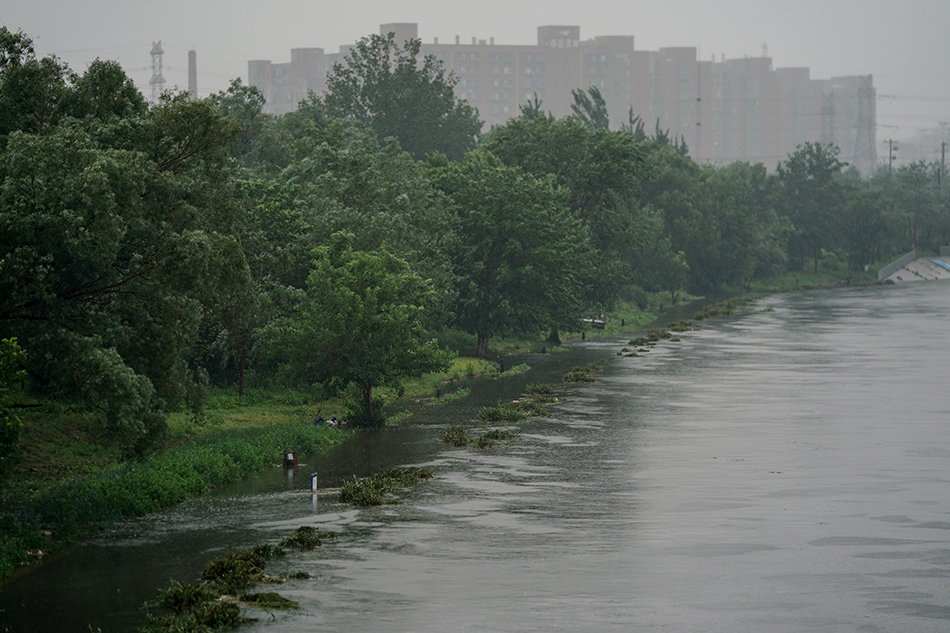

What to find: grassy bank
left=0, top=421, right=349, bottom=579
left=0, top=354, right=505, bottom=581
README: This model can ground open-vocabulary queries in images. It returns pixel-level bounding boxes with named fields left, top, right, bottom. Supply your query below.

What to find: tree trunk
left=364, top=385, right=374, bottom=424
left=476, top=333, right=489, bottom=358
left=238, top=346, right=246, bottom=397
left=546, top=328, right=561, bottom=345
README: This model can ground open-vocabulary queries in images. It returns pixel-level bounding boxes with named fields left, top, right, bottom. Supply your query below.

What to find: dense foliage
left=2, top=25, right=948, bottom=459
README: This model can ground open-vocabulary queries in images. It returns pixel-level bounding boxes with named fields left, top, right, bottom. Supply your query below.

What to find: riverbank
left=0, top=276, right=874, bottom=583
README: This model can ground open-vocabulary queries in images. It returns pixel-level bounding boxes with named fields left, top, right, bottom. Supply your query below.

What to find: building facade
left=249, top=23, right=877, bottom=173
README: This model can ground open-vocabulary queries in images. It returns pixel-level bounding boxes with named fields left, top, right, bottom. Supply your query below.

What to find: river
left=2, top=282, right=949, bottom=632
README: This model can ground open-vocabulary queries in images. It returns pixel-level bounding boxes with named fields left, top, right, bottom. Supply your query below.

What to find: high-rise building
left=248, top=23, right=877, bottom=173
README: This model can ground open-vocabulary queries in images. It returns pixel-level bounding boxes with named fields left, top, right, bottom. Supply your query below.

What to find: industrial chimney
left=188, top=49, right=197, bottom=98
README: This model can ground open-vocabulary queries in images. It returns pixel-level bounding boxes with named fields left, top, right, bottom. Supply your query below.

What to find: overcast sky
left=5, top=0, right=949, bottom=146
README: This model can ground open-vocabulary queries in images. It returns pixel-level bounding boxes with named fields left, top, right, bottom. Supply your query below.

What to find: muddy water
left=3, top=283, right=950, bottom=632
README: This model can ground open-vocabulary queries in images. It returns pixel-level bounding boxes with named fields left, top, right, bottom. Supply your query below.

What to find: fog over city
left=5, top=0, right=949, bottom=143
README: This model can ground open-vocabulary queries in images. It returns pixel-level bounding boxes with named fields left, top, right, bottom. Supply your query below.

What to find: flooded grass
left=143, top=599, right=242, bottom=633
left=668, top=319, right=694, bottom=332
left=201, top=550, right=269, bottom=594
left=338, top=466, right=434, bottom=506
left=155, top=580, right=219, bottom=614
left=439, top=425, right=473, bottom=447
left=278, top=525, right=335, bottom=550
left=439, top=425, right=520, bottom=449
left=477, top=404, right=530, bottom=422
left=563, top=363, right=600, bottom=383
left=240, top=592, right=300, bottom=610
left=692, top=294, right=766, bottom=321
left=143, top=523, right=331, bottom=631
left=145, top=580, right=241, bottom=632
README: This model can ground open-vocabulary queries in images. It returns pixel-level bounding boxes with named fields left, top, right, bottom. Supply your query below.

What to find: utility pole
left=941, top=141, right=947, bottom=192
left=885, top=138, right=899, bottom=175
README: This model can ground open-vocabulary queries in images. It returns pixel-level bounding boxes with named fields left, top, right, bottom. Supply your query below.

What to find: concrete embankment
left=882, top=256, right=950, bottom=282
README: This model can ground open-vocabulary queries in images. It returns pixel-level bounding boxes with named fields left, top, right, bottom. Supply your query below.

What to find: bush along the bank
left=0, top=423, right=348, bottom=579
left=142, top=526, right=329, bottom=632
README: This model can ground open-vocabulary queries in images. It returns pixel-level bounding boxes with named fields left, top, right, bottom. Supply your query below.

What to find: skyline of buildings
left=246, top=22, right=927, bottom=175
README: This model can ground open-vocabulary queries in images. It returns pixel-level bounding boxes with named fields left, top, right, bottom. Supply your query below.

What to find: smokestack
left=188, top=50, right=197, bottom=98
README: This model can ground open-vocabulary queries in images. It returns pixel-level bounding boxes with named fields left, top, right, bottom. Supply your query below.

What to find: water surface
left=3, top=283, right=949, bottom=632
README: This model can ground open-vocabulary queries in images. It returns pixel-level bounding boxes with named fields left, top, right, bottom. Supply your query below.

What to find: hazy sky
left=5, top=0, right=949, bottom=145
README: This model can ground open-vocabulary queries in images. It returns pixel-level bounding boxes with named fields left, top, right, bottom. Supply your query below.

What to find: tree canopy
left=319, top=32, right=481, bottom=161
left=274, top=232, right=452, bottom=425
left=428, top=151, right=592, bottom=356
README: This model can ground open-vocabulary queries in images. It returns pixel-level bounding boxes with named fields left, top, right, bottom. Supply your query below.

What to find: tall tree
left=571, top=85, right=610, bottom=129
left=776, top=142, right=847, bottom=273
left=0, top=45, right=252, bottom=452
left=482, top=113, right=647, bottom=309
left=275, top=232, right=452, bottom=425
left=320, top=33, right=481, bottom=161
left=0, top=337, right=25, bottom=477
left=428, top=152, right=592, bottom=356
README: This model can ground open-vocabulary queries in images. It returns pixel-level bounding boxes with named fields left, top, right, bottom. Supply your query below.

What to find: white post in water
left=310, top=472, right=318, bottom=510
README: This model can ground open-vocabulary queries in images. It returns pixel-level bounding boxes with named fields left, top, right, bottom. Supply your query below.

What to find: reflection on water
left=3, top=283, right=950, bottom=632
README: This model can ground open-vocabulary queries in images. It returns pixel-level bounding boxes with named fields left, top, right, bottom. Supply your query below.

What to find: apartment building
left=248, top=22, right=877, bottom=173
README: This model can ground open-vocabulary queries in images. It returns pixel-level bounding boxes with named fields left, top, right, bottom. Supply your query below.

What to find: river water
left=2, top=283, right=949, bottom=632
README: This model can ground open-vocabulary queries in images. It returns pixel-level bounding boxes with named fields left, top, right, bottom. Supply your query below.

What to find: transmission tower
left=820, top=91, right=835, bottom=147
left=149, top=41, right=166, bottom=102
